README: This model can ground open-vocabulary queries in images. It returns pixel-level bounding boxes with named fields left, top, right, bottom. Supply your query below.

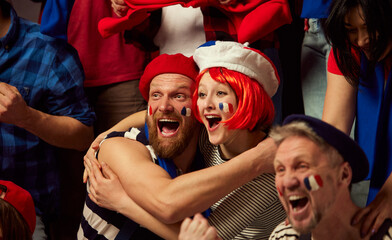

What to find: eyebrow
left=150, top=83, right=190, bottom=90
left=273, top=158, right=282, bottom=167
left=176, top=85, right=192, bottom=92
left=344, top=22, right=352, bottom=27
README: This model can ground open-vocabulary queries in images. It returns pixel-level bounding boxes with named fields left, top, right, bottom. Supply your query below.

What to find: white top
left=154, top=4, right=206, bottom=57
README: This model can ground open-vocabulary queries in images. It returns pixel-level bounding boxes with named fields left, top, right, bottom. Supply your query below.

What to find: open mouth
left=289, top=195, right=309, bottom=212
left=158, top=119, right=180, bottom=136
left=205, top=115, right=222, bottom=129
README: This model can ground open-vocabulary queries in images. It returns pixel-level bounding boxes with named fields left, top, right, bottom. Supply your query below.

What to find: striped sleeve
left=207, top=174, right=286, bottom=240
left=199, top=128, right=286, bottom=239
left=269, top=222, right=300, bottom=240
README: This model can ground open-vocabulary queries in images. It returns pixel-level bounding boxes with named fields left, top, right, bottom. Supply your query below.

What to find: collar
left=0, top=1, right=18, bottom=50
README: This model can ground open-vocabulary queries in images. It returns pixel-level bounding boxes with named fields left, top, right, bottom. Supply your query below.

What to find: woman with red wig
left=180, top=40, right=285, bottom=239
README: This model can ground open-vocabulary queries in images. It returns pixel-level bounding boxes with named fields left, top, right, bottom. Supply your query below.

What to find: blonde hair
left=270, top=121, right=343, bottom=167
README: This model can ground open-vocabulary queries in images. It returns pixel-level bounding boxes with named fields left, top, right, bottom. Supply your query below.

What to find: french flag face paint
left=304, top=174, right=323, bottom=191
left=219, top=102, right=234, bottom=113
left=277, top=187, right=283, bottom=197
left=148, top=105, right=153, bottom=116
left=181, top=107, right=191, bottom=117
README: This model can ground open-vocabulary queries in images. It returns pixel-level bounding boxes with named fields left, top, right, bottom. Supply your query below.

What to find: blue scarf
left=357, top=54, right=392, bottom=204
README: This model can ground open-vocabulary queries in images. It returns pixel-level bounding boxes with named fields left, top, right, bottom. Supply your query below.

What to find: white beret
left=193, top=41, right=280, bottom=97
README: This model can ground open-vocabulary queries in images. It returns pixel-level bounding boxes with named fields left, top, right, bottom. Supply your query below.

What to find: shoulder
left=98, top=134, right=152, bottom=166
left=269, top=222, right=300, bottom=240
left=17, top=21, right=84, bottom=88
left=19, top=19, right=82, bottom=71
left=19, top=18, right=75, bottom=55
left=100, top=134, right=148, bottom=153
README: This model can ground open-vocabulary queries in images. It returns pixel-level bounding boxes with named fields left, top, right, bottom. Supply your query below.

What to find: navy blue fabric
left=300, top=0, right=332, bottom=18
left=80, top=214, right=109, bottom=240
left=85, top=195, right=128, bottom=228
left=114, top=220, right=138, bottom=240
left=40, top=0, right=75, bottom=41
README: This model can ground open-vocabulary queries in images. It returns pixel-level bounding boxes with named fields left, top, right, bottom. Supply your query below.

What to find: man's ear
left=339, top=161, right=352, bottom=186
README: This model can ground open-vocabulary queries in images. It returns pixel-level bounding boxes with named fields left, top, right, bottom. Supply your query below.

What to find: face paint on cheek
left=148, top=105, right=153, bottom=116
left=219, top=102, right=234, bottom=113
left=181, top=107, right=192, bottom=117
left=304, top=174, right=323, bottom=191
left=277, top=186, right=283, bottom=196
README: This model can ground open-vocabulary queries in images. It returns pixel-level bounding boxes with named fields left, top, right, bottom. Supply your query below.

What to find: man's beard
left=290, top=210, right=321, bottom=234
left=147, top=111, right=196, bottom=159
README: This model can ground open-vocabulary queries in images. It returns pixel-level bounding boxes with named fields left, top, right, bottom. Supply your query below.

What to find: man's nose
left=282, top=171, right=300, bottom=190
left=158, top=96, right=174, bottom=113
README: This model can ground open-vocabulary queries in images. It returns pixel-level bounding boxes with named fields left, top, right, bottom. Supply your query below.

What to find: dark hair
left=0, top=199, right=32, bottom=240
left=325, top=0, right=392, bottom=85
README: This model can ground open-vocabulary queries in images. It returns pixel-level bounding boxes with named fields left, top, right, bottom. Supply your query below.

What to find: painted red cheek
left=277, top=186, right=283, bottom=196
left=149, top=106, right=153, bottom=116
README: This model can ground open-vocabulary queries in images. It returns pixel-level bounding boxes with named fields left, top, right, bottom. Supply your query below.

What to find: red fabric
left=327, top=47, right=360, bottom=75
left=203, top=6, right=238, bottom=42
left=68, top=0, right=149, bottom=87
left=304, top=18, right=309, bottom=31
left=235, top=0, right=292, bottom=43
left=139, top=54, right=198, bottom=100
left=0, top=180, right=36, bottom=235
left=98, top=0, right=292, bottom=44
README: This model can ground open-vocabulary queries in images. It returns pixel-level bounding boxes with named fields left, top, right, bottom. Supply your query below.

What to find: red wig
left=192, top=67, right=275, bottom=131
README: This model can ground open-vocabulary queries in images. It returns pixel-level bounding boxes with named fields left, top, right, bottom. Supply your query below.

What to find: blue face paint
left=181, top=107, right=191, bottom=117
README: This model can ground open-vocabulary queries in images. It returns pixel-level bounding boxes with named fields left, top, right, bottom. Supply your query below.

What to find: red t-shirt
left=68, top=0, right=149, bottom=87
left=327, top=47, right=360, bottom=75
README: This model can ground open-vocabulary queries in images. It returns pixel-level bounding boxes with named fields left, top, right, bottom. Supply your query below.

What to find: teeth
left=159, top=119, right=177, bottom=122
left=293, top=207, right=297, bottom=212
left=206, top=115, right=220, bottom=119
left=289, top=195, right=305, bottom=201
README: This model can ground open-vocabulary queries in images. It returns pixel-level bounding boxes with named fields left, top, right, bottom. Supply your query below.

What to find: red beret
left=139, top=54, right=199, bottom=101
left=0, top=180, right=36, bottom=235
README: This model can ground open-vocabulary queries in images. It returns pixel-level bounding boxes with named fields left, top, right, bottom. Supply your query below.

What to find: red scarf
left=98, top=0, right=292, bottom=44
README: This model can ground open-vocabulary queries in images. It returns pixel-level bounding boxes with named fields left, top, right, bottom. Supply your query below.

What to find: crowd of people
left=0, top=0, right=391, bottom=239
